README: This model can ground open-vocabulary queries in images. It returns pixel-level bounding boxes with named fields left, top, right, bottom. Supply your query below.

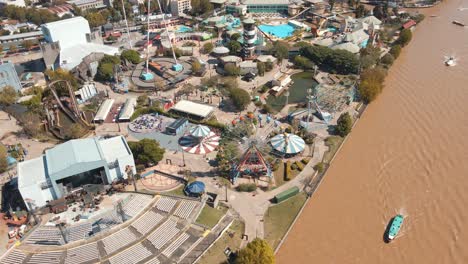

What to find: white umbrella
left=189, top=124, right=211, bottom=138
left=270, top=133, right=305, bottom=154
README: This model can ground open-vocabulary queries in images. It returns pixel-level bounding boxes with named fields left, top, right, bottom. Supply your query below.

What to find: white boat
left=445, top=57, right=455, bottom=66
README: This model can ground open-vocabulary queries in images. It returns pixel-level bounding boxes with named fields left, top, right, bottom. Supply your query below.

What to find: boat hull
left=387, top=215, right=404, bottom=241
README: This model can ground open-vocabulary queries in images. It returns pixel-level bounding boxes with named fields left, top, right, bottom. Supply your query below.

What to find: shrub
left=262, top=104, right=274, bottom=114
left=229, top=87, right=251, bottom=111
left=136, top=164, right=145, bottom=172
left=336, top=112, right=353, bottom=137
left=314, top=162, right=324, bottom=174
left=285, top=126, right=292, bottom=133
left=236, top=183, right=257, bottom=192
left=381, top=53, right=395, bottom=66
left=389, top=45, right=401, bottom=58
left=295, top=161, right=304, bottom=171
left=121, top=49, right=141, bottom=64
left=291, top=163, right=298, bottom=170
left=301, top=158, right=310, bottom=164
left=397, top=28, right=412, bottom=47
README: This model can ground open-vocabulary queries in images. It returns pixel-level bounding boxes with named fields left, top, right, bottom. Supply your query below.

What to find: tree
left=85, top=12, right=106, bottom=28
left=45, top=68, right=79, bottom=90
left=128, top=139, right=165, bottom=167
left=301, top=45, right=359, bottom=74
left=336, top=112, right=353, bottom=137
left=329, top=0, right=336, bottom=12
left=121, top=49, right=141, bottom=64
left=358, top=67, right=386, bottom=103
left=373, top=5, right=384, bottom=20
left=229, top=87, right=250, bottom=111
left=272, top=41, right=289, bottom=64
left=235, top=238, right=274, bottom=264
left=389, top=45, right=401, bottom=58
left=265, top=59, right=274, bottom=72
left=380, top=53, right=395, bottom=66
left=0, top=145, right=8, bottom=173
left=227, top=40, right=241, bottom=55
left=68, top=124, right=85, bottom=139
left=294, top=55, right=314, bottom=70
left=224, top=63, right=240, bottom=76
left=0, top=46, right=3, bottom=54
left=257, top=61, right=266, bottom=76
left=202, top=42, right=214, bottom=54
left=191, top=0, right=213, bottom=15
left=191, top=60, right=202, bottom=75
left=9, top=44, right=17, bottom=53
left=96, top=63, right=114, bottom=81
left=397, top=29, right=412, bottom=46
left=22, top=39, right=33, bottom=50
left=355, top=4, right=367, bottom=18
left=0, top=86, right=18, bottom=105
left=230, top=33, right=241, bottom=41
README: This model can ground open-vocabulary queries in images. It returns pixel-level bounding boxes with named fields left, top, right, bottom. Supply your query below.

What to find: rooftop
left=60, top=43, right=119, bottom=70
left=171, top=100, right=214, bottom=118
left=242, top=0, right=289, bottom=4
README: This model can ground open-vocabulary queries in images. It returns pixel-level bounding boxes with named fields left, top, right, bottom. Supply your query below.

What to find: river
left=276, top=1, right=468, bottom=263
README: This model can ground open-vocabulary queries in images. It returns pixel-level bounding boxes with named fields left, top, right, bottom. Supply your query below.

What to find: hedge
left=284, top=161, right=292, bottom=181
left=301, top=158, right=310, bottom=165
left=295, top=161, right=304, bottom=171
left=236, top=183, right=257, bottom=192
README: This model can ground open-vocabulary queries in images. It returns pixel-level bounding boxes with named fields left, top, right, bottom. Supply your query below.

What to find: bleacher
left=174, top=201, right=198, bottom=219
left=146, top=218, right=180, bottom=250
left=101, top=227, right=138, bottom=255
left=155, top=197, right=178, bottom=213
left=121, top=194, right=154, bottom=218
left=109, top=243, right=152, bottom=264
left=27, top=251, right=63, bottom=264
left=24, top=226, right=64, bottom=246
left=145, top=257, right=160, bottom=264
left=64, top=242, right=99, bottom=264
left=93, top=209, right=124, bottom=231
left=0, top=249, right=27, bottom=264
left=66, top=222, right=92, bottom=242
left=131, top=211, right=165, bottom=236
left=162, top=233, right=190, bottom=257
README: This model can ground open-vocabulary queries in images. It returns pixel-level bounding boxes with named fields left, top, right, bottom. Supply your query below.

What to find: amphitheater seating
left=162, top=233, right=190, bottom=257
left=66, top=222, right=92, bottom=242
left=131, top=211, right=165, bottom=236
left=27, top=251, right=63, bottom=264
left=155, top=197, right=178, bottom=213
left=101, top=227, right=138, bottom=255
left=1, top=249, right=27, bottom=264
left=174, top=201, right=198, bottom=219
left=146, top=218, right=180, bottom=250
left=121, top=194, right=153, bottom=218
left=109, top=243, right=152, bottom=264
left=93, top=209, right=124, bottom=231
left=64, top=242, right=99, bottom=264
left=24, top=226, right=64, bottom=245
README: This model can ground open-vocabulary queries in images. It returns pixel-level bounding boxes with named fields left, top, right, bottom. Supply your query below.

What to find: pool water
left=266, top=72, right=318, bottom=112
left=259, top=24, right=295, bottom=39
left=327, top=27, right=338, bottom=32
left=176, top=26, right=193, bottom=33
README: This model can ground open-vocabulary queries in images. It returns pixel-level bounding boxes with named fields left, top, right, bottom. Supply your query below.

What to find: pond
left=266, top=72, right=318, bottom=112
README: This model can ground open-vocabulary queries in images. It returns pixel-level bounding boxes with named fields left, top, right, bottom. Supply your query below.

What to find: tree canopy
left=300, top=45, right=359, bottom=74
left=0, top=145, right=8, bottom=173
left=128, top=139, right=165, bottom=167
left=121, top=50, right=141, bottom=64
left=358, top=67, right=387, bottom=103
left=0, top=86, right=18, bottom=105
left=202, top=42, right=214, bottom=54
left=227, top=40, right=242, bottom=55
left=336, top=112, right=353, bottom=137
left=224, top=64, right=240, bottom=76
left=96, top=55, right=121, bottom=81
left=229, top=87, right=250, bottom=111
left=271, top=41, right=289, bottom=64
left=191, top=0, right=213, bottom=15
left=235, top=238, right=275, bottom=264
left=397, top=29, right=412, bottom=47
left=389, top=45, right=402, bottom=58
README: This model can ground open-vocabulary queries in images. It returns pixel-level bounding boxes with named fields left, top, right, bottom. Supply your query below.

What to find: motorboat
left=445, top=56, right=456, bottom=66
left=387, top=214, right=404, bottom=241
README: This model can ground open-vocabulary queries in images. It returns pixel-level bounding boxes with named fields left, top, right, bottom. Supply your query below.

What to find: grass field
left=323, top=135, right=344, bottom=164
left=164, top=185, right=185, bottom=196
left=198, top=220, right=245, bottom=264
left=264, top=192, right=308, bottom=249
left=273, top=162, right=301, bottom=187
left=196, top=205, right=228, bottom=228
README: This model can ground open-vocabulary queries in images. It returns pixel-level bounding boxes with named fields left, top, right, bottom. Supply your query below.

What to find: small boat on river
left=387, top=215, right=404, bottom=241
left=452, top=20, right=466, bottom=26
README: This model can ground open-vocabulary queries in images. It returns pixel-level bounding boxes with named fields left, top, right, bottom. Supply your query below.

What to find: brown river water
left=276, top=1, right=468, bottom=263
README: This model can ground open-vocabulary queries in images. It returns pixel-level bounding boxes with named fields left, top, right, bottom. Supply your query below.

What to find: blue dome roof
left=185, top=181, right=205, bottom=194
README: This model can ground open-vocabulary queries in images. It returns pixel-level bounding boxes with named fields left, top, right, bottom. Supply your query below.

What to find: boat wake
left=457, top=7, right=468, bottom=11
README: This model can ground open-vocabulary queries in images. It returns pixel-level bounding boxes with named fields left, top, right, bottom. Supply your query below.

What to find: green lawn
left=198, top=220, right=245, bottom=264
left=322, top=136, right=344, bottom=164
left=264, top=192, right=308, bottom=249
left=164, top=185, right=185, bottom=196
left=196, top=205, right=228, bottom=228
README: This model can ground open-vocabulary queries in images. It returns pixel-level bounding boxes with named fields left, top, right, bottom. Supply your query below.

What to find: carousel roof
left=270, top=133, right=306, bottom=154
left=189, top=124, right=211, bottom=138
left=180, top=131, right=220, bottom=154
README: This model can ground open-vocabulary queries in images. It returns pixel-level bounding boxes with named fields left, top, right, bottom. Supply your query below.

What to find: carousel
left=179, top=124, right=220, bottom=154
left=270, top=133, right=306, bottom=156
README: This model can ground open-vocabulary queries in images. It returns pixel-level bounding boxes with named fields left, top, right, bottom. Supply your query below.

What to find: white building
left=67, top=0, right=106, bottom=11
left=170, top=0, right=192, bottom=16
left=18, top=136, right=136, bottom=210
left=0, top=0, right=26, bottom=7
left=41, top=17, right=119, bottom=70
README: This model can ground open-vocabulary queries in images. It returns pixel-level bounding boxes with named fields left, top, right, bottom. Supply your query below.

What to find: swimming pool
left=259, top=24, right=295, bottom=39
left=176, top=25, right=193, bottom=33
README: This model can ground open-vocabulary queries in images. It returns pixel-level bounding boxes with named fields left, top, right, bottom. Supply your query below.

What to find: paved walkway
left=197, top=138, right=327, bottom=243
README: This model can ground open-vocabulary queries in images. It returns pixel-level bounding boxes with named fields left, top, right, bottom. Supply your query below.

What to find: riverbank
left=276, top=0, right=468, bottom=262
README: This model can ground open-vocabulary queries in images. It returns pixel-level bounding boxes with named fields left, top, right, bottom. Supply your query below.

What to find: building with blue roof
left=17, top=136, right=136, bottom=210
